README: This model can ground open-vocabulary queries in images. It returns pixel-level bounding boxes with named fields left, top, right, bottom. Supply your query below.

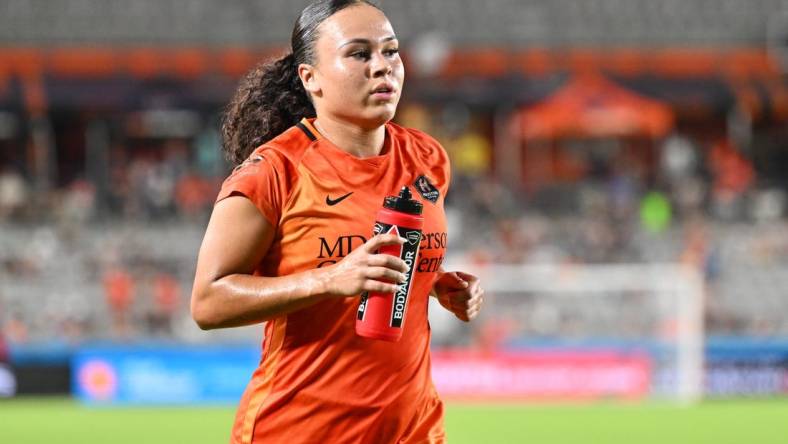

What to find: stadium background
left=1, top=0, right=788, bottom=442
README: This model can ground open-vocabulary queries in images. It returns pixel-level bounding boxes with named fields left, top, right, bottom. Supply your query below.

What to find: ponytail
left=221, top=1, right=380, bottom=166
left=221, top=53, right=316, bottom=166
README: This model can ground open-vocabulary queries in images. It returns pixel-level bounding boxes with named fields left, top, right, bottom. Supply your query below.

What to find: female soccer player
left=191, top=1, right=484, bottom=442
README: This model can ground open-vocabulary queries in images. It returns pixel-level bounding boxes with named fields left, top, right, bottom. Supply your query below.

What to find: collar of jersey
left=300, top=117, right=392, bottom=168
left=299, top=118, right=323, bottom=141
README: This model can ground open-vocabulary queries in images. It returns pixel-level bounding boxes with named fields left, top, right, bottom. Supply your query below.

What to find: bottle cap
left=383, top=186, right=423, bottom=215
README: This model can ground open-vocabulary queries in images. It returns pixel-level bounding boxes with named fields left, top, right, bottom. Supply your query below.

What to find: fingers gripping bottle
left=356, top=186, right=423, bottom=342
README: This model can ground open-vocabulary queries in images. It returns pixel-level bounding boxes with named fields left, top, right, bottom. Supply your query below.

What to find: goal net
left=431, top=263, right=704, bottom=404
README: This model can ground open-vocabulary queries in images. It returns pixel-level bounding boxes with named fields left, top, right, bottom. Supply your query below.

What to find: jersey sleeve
left=215, top=148, right=292, bottom=227
left=434, top=139, right=451, bottom=197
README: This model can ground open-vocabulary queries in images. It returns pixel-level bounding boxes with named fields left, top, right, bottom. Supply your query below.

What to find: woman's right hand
left=320, top=234, right=409, bottom=297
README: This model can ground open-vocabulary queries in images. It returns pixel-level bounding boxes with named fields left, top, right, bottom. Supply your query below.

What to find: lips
left=371, top=82, right=396, bottom=96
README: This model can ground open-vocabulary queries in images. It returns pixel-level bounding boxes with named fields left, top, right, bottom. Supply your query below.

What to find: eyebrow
left=339, top=35, right=398, bottom=48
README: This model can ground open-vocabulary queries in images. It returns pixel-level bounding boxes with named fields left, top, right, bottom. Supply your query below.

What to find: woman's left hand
left=433, top=271, right=484, bottom=322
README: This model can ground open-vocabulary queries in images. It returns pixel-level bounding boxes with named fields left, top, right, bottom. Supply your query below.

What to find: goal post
left=435, top=262, right=705, bottom=404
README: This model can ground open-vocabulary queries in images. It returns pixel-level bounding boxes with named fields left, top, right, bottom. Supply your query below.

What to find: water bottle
left=356, top=186, right=423, bottom=342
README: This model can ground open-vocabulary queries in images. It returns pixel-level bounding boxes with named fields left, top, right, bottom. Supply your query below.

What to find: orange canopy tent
left=516, top=74, right=674, bottom=139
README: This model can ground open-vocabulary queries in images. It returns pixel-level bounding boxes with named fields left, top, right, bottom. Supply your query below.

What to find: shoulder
left=387, top=122, right=448, bottom=162
left=259, top=123, right=315, bottom=167
left=223, top=123, right=318, bottom=192
left=218, top=124, right=316, bottom=224
left=387, top=122, right=451, bottom=194
left=387, top=122, right=443, bottom=149
left=229, top=124, right=313, bottom=175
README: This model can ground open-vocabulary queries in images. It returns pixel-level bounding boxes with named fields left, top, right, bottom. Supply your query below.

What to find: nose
left=370, top=52, right=393, bottom=78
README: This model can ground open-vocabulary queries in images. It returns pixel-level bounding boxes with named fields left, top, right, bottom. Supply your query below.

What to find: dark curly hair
left=221, top=0, right=380, bottom=166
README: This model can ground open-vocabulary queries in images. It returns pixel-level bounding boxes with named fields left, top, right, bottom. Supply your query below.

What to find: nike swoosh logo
left=326, top=192, right=353, bottom=206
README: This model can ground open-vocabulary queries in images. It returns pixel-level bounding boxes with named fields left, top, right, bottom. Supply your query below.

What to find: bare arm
left=190, top=196, right=408, bottom=330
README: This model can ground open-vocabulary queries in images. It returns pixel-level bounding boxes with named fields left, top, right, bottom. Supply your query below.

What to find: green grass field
left=1, top=397, right=787, bottom=443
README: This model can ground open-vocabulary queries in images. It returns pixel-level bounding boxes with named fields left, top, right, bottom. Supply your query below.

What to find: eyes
left=349, top=47, right=399, bottom=61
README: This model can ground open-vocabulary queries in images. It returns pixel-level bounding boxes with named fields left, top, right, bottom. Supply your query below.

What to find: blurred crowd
left=1, top=103, right=788, bottom=346
left=0, top=139, right=222, bottom=226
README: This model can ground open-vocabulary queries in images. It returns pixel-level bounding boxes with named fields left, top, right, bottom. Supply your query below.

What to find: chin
left=364, top=105, right=398, bottom=127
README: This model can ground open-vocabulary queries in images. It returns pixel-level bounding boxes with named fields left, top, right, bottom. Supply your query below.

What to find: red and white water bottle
left=356, top=186, right=423, bottom=342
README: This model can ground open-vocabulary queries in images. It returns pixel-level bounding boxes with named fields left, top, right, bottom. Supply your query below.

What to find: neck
left=313, top=116, right=386, bottom=158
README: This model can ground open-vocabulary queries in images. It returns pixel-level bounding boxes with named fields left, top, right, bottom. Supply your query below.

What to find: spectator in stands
left=441, top=116, right=491, bottom=193
left=174, top=173, right=215, bottom=220
left=103, top=266, right=134, bottom=338
left=0, top=164, right=28, bottom=221
left=57, top=177, right=96, bottom=230
left=708, top=138, right=754, bottom=220
left=2, top=312, right=29, bottom=344
left=146, top=271, right=182, bottom=336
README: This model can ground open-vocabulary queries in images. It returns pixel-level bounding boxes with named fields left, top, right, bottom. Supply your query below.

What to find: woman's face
left=302, top=4, right=404, bottom=129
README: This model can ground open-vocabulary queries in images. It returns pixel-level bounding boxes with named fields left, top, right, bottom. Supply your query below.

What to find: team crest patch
left=413, top=175, right=439, bottom=203
left=233, top=153, right=265, bottom=175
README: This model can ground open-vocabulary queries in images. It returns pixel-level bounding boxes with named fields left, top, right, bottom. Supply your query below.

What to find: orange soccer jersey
left=216, top=118, right=451, bottom=444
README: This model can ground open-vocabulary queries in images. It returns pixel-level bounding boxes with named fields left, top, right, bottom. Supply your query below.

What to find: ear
left=298, top=63, right=321, bottom=97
